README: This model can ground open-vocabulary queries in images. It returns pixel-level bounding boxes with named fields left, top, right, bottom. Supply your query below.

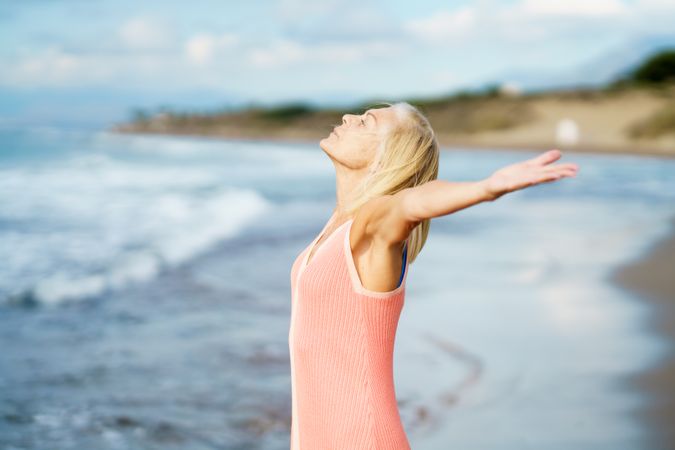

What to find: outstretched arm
left=369, top=150, right=579, bottom=243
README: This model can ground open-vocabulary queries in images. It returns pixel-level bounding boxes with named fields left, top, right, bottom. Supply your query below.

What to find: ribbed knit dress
left=288, top=213, right=411, bottom=450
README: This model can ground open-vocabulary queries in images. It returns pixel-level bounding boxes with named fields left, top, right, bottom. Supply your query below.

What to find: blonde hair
left=343, top=101, right=439, bottom=264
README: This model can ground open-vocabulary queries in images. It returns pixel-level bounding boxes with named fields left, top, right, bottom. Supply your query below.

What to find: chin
left=319, top=137, right=334, bottom=153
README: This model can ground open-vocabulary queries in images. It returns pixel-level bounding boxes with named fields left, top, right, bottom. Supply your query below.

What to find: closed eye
left=363, top=111, right=376, bottom=127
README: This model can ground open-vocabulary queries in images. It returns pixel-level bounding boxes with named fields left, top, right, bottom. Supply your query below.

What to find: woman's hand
left=484, top=149, right=579, bottom=201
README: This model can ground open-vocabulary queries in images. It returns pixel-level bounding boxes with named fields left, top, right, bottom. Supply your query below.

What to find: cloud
left=246, top=38, right=405, bottom=68
left=0, top=44, right=175, bottom=89
left=4, top=46, right=86, bottom=87
left=184, top=33, right=239, bottom=65
left=518, top=0, right=628, bottom=17
left=400, top=0, right=674, bottom=46
left=1, top=0, right=673, bottom=98
left=403, top=6, right=476, bottom=42
left=248, top=39, right=303, bottom=68
left=119, top=17, right=172, bottom=50
left=276, top=0, right=401, bottom=43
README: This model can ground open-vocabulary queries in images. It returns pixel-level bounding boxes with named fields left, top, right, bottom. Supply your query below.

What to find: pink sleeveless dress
left=288, top=213, right=411, bottom=449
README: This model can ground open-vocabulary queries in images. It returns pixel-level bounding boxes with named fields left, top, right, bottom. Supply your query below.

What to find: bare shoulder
left=352, top=191, right=419, bottom=248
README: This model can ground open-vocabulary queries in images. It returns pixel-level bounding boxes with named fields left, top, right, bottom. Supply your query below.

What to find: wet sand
left=609, top=214, right=675, bottom=449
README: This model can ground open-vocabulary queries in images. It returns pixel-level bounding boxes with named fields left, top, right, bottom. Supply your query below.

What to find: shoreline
left=112, top=129, right=675, bottom=160
left=111, top=84, right=675, bottom=160
left=608, top=214, right=675, bottom=448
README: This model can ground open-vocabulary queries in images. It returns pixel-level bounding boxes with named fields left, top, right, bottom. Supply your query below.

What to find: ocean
left=1, top=127, right=674, bottom=449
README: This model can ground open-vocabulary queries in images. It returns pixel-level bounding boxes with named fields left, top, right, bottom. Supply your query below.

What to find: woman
left=288, top=101, right=579, bottom=449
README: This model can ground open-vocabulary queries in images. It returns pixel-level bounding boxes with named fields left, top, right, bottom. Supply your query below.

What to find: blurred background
left=1, top=1, right=674, bottom=449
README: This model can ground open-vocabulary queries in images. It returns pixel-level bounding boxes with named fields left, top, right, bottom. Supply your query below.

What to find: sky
left=1, top=0, right=674, bottom=128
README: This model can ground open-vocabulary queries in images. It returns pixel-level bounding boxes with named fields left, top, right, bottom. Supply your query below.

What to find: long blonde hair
left=343, top=101, right=439, bottom=264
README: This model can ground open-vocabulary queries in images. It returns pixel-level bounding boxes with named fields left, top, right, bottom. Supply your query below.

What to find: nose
left=342, top=114, right=352, bottom=126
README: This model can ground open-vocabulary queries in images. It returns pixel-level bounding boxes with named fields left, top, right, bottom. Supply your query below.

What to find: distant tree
left=631, top=49, right=675, bottom=84
left=256, top=102, right=314, bottom=122
left=157, top=104, right=173, bottom=116
left=130, top=108, right=150, bottom=123
left=482, top=83, right=501, bottom=98
left=611, top=49, right=675, bottom=88
left=451, top=89, right=481, bottom=101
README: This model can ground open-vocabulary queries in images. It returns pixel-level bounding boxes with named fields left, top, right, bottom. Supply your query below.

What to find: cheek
left=336, top=134, right=378, bottom=163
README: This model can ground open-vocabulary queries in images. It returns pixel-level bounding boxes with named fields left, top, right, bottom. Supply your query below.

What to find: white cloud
left=1, top=0, right=673, bottom=95
left=401, top=0, right=664, bottom=46
left=185, top=35, right=214, bottom=65
left=277, top=0, right=344, bottom=20
left=185, top=33, right=239, bottom=65
left=518, top=0, right=628, bottom=17
left=248, top=39, right=306, bottom=68
left=119, top=17, right=171, bottom=50
left=0, top=45, right=174, bottom=88
left=275, top=0, right=400, bottom=43
left=628, top=0, right=675, bottom=12
left=247, top=38, right=404, bottom=68
left=4, top=47, right=85, bottom=87
left=403, top=6, right=476, bottom=42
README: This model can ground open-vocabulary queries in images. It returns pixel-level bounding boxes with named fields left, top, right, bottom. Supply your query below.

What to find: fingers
left=528, top=149, right=562, bottom=167
left=536, top=168, right=576, bottom=183
left=541, top=163, right=579, bottom=177
left=534, top=173, right=564, bottom=184
left=553, top=163, right=579, bottom=170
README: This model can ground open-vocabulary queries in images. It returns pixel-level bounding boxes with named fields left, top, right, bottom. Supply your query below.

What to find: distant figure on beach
left=288, top=101, right=579, bottom=449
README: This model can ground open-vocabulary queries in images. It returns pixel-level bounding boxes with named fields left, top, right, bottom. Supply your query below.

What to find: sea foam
left=1, top=134, right=273, bottom=306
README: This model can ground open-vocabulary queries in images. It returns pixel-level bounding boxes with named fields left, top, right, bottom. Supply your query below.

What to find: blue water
left=1, top=127, right=674, bottom=449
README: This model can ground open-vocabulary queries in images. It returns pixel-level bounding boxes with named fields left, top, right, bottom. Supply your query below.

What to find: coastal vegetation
left=113, top=50, right=675, bottom=157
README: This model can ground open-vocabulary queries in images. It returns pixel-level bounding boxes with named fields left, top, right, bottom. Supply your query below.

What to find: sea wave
left=7, top=188, right=270, bottom=306
left=0, top=140, right=272, bottom=306
left=5, top=188, right=269, bottom=306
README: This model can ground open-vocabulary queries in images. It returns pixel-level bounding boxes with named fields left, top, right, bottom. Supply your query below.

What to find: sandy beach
left=609, top=214, right=675, bottom=449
